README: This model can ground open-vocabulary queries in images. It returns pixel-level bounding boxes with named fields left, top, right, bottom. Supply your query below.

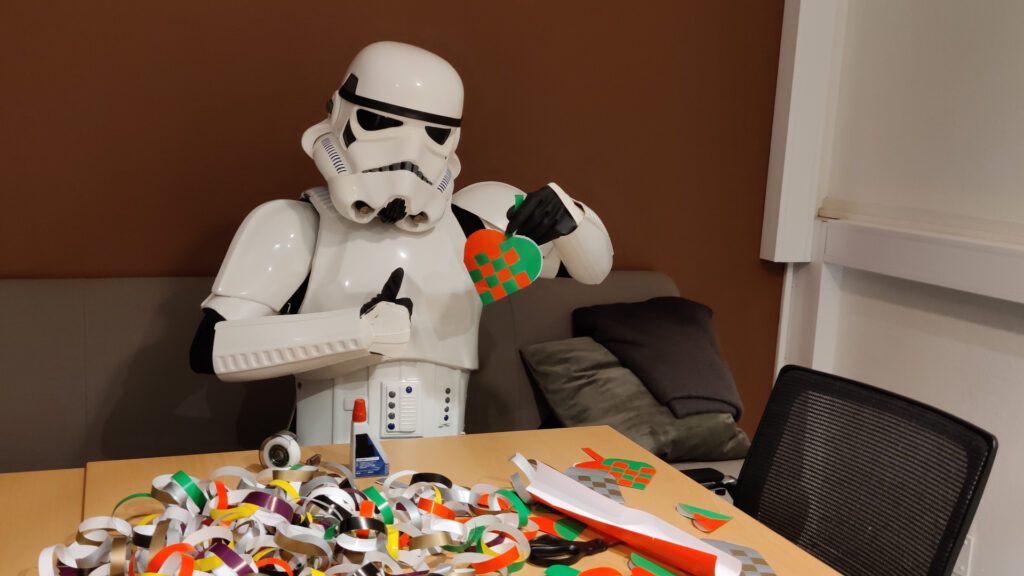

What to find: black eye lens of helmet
left=357, top=109, right=403, bottom=131
left=425, top=126, right=451, bottom=145
left=342, top=120, right=356, bottom=147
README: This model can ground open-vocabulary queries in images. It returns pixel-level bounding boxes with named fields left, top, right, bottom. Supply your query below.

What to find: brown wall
left=0, top=1, right=785, bottom=436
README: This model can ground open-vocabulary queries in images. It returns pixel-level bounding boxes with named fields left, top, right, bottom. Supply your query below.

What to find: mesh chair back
left=732, top=366, right=996, bottom=576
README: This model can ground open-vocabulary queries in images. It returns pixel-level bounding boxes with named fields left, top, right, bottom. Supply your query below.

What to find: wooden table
left=2, top=468, right=85, bottom=576
left=79, top=426, right=838, bottom=575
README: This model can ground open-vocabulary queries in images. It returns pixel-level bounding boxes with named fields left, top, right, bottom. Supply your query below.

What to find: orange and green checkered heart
left=464, top=229, right=543, bottom=305
left=577, top=447, right=657, bottom=490
left=606, top=459, right=656, bottom=489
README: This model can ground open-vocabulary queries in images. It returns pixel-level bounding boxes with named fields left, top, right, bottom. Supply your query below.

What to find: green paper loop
left=496, top=489, right=529, bottom=528
left=111, top=492, right=155, bottom=516
left=173, top=470, right=208, bottom=510
left=363, top=486, right=394, bottom=525
left=443, top=525, right=486, bottom=553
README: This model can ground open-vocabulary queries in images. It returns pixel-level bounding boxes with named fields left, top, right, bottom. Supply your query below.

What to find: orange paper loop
left=146, top=542, right=197, bottom=574
left=214, top=480, right=228, bottom=510
left=472, top=544, right=520, bottom=573
left=417, top=497, right=456, bottom=520
left=256, top=557, right=296, bottom=576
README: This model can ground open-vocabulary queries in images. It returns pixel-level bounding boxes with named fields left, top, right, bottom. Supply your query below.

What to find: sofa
left=467, top=270, right=680, bottom=433
left=1, top=270, right=744, bottom=475
left=467, top=270, right=746, bottom=477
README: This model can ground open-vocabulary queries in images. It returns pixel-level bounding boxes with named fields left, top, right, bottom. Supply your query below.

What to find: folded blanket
left=572, top=296, right=743, bottom=420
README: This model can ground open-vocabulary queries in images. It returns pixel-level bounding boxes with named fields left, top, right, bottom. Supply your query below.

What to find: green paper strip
left=443, top=525, right=486, bottom=553
left=631, top=553, right=676, bottom=576
left=324, top=524, right=337, bottom=540
left=534, top=503, right=558, bottom=514
left=173, top=470, right=208, bottom=510
left=553, top=517, right=586, bottom=541
left=678, top=503, right=732, bottom=521
left=496, top=489, right=529, bottom=528
left=514, top=194, right=525, bottom=212
left=111, top=492, right=155, bottom=516
left=362, top=486, right=394, bottom=525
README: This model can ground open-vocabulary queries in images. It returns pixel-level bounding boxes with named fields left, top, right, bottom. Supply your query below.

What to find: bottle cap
left=353, top=398, right=367, bottom=423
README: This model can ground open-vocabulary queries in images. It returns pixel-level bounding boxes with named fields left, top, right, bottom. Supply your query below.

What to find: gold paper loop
left=408, top=532, right=453, bottom=550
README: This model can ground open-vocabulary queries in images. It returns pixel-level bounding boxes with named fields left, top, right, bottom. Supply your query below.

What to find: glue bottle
left=350, top=398, right=390, bottom=477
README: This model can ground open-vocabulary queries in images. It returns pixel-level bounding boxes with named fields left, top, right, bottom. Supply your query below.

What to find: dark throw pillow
left=520, top=337, right=749, bottom=462
left=573, top=296, right=743, bottom=420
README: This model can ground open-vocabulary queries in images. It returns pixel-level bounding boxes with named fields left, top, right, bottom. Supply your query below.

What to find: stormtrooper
left=190, top=41, right=613, bottom=446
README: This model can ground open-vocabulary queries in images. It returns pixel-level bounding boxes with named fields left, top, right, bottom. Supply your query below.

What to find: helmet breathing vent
left=320, top=138, right=347, bottom=174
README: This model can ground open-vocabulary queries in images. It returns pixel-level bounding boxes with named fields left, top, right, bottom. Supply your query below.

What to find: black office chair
left=728, top=365, right=996, bottom=576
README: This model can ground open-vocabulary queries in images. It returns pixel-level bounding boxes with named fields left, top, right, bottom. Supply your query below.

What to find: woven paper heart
left=464, top=229, right=542, bottom=305
left=576, top=447, right=656, bottom=490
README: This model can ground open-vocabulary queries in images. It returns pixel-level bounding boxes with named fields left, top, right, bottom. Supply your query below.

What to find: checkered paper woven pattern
left=565, top=466, right=624, bottom=503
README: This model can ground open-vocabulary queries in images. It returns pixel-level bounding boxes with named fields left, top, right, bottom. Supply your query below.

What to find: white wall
left=831, top=270, right=1023, bottom=575
left=820, top=0, right=1024, bottom=244
left=769, top=1, right=1024, bottom=574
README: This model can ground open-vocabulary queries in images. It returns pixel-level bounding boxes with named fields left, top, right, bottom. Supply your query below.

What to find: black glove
left=505, top=184, right=578, bottom=245
left=360, top=267, right=413, bottom=317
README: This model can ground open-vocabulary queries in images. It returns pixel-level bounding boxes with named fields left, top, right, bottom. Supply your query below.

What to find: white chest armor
left=300, top=187, right=480, bottom=371
left=295, top=188, right=480, bottom=444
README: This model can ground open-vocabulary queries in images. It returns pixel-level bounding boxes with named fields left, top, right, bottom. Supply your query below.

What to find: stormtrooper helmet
left=302, top=41, right=464, bottom=232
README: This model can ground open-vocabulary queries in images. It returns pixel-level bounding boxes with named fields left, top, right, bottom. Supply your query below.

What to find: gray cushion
left=573, top=296, right=743, bottom=420
left=520, top=337, right=749, bottom=462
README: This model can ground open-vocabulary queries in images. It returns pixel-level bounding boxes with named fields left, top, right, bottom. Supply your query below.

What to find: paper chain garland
left=39, top=462, right=538, bottom=576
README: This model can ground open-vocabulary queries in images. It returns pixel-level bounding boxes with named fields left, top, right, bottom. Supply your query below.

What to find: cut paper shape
left=576, top=447, right=656, bottom=490
left=531, top=515, right=587, bottom=540
left=567, top=466, right=625, bottom=503
left=547, top=566, right=580, bottom=576
left=464, top=229, right=542, bottom=305
left=676, top=503, right=732, bottom=533
left=629, top=552, right=677, bottom=576
left=523, top=460, right=741, bottom=576
left=704, top=540, right=777, bottom=576
left=692, top=514, right=729, bottom=533
left=548, top=566, right=622, bottom=576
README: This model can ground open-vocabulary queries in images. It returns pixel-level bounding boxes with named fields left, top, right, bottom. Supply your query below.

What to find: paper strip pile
left=39, top=463, right=535, bottom=576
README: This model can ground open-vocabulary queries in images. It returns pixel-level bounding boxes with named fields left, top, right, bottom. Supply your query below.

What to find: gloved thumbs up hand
left=360, top=267, right=414, bottom=317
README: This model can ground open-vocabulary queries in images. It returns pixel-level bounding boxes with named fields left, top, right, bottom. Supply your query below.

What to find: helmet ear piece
left=447, top=150, right=462, bottom=181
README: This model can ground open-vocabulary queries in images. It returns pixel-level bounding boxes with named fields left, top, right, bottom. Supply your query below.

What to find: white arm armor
left=209, top=302, right=410, bottom=382
left=201, top=198, right=410, bottom=382
left=452, top=181, right=613, bottom=284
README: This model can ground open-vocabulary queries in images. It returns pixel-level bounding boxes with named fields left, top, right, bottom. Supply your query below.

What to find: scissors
left=527, top=534, right=609, bottom=567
